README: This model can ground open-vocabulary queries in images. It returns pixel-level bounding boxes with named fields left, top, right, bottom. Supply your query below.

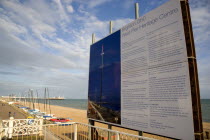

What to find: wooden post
left=180, top=0, right=203, bottom=139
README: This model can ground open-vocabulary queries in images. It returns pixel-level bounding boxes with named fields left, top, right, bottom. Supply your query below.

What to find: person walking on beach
left=13, top=112, right=16, bottom=118
left=8, top=112, right=11, bottom=117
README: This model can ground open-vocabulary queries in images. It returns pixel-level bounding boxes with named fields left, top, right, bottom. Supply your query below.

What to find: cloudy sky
left=0, top=0, right=209, bottom=99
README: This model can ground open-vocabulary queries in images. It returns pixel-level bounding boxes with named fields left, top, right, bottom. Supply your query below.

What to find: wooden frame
left=181, top=0, right=203, bottom=139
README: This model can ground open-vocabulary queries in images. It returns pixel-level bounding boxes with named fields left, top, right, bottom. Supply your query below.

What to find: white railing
left=76, top=122, right=157, bottom=140
left=0, top=119, right=157, bottom=140
left=2, top=118, right=43, bottom=136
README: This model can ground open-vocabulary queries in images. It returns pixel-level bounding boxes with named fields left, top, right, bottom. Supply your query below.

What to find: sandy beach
left=19, top=102, right=88, bottom=124
left=0, top=100, right=209, bottom=139
left=12, top=101, right=208, bottom=139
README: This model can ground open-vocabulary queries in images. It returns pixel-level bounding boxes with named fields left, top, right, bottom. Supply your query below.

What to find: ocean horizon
left=25, top=98, right=210, bottom=123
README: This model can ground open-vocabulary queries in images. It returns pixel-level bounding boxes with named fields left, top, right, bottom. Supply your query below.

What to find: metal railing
left=76, top=123, right=156, bottom=140
left=1, top=122, right=75, bottom=140
left=0, top=119, right=157, bottom=140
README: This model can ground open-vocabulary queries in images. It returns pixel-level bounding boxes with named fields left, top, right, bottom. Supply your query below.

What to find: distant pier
left=1, top=96, right=65, bottom=100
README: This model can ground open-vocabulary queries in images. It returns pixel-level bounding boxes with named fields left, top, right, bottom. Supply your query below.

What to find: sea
left=201, top=99, right=210, bottom=123
left=36, top=99, right=210, bottom=122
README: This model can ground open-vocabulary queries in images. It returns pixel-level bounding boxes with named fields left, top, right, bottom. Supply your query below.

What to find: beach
left=20, top=102, right=88, bottom=124
left=8, top=101, right=208, bottom=139
left=0, top=100, right=209, bottom=139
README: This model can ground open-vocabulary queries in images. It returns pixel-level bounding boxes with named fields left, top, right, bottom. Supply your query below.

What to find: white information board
left=121, top=0, right=194, bottom=139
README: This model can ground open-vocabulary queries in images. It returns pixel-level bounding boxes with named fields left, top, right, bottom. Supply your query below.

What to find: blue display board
left=88, top=30, right=121, bottom=123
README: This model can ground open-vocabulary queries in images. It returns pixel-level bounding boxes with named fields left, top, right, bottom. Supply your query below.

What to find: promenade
left=0, top=102, right=26, bottom=120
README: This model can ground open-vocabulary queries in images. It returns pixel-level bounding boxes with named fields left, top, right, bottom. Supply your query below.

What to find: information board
left=88, top=0, right=195, bottom=139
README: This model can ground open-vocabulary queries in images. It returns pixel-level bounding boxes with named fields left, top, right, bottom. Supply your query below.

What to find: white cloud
left=66, top=5, right=74, bottom=13
left=191, top=8, right=210, bottom=44
left=52, top=0, right=70, bottom=21
left=0, top=18, right=27, bottom=34
left=63, top=0, right=72, bottom=4
left=88, top=0, right=111, bottom=8
left=75, top=0, right=112, bottom=8
left=112, top=18, right=133, bottom=31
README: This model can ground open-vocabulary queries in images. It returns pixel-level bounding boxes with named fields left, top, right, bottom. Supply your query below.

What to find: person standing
left=8, top=112, right=11, bottom=117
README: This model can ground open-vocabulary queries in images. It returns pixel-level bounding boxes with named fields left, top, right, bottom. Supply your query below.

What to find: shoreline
left=15, top=101, right=210, bottom=124
left=50, top=104, right=87, bottom=111
left=2, top=101, right=210, bottom=124
left=1, top=101, right=210, bottom=139
left=20, top=101, right=210, bottom=127
left=20, top=101, right=88, bottom=124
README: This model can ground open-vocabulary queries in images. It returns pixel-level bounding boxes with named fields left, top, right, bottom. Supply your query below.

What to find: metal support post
left=108, top=124, right=112, bottom=140
left=88, top=120, right=95, bottom=140
left=138, top=131, right=143, bottom=140
left=115, top=132, right=120, bottom=140
left=206, top=131, right=209, bottom=139
left=109, top=21, right=113, bottom=34
left=0, top=119, right=2, bottom=140
left=135, top=3, right=139, bottom=19
left=92, top=33, right=95, bottom=44
left=8, top=117, right=14, bottom=139
left=74, top=123, right=77, bottom=140
left=39, top=119, right=43, bottom=136
left=139, top=131, right=143, bottom=136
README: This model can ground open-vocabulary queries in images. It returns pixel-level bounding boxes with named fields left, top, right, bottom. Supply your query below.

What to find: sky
left=0, top=0, right=209, bottom=99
